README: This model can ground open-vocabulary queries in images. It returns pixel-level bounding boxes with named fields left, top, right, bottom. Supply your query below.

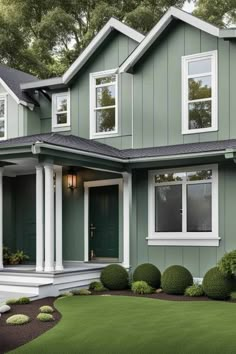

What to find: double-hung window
left=148, top=165, right=219, bottom=246
left=0, top=95, right=7, bottom=140
left=182, top=51, right=217, bottom=134
left=52, top=91, right=70, bottom=131
left=90, top=69, right=118, bottom=138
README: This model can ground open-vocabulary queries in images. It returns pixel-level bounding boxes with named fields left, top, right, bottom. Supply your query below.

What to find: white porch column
left=122, top=172, right=132, bottom=268
left=55, top=165, right=64, bottom=271
left=36, top=165, right=44, bottom=272
left=44, top=164, right=55, bottom=272
left=0, top=167, right=3, bottom=269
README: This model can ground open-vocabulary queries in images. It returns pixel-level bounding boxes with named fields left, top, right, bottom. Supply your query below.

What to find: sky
left=183, top=0, right=195, bottom=13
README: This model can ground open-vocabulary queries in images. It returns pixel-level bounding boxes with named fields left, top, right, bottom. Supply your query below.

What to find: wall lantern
left=67, top=172, right=77, bottom=190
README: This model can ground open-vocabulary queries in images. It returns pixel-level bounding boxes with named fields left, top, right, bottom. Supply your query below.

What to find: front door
left=89, top=184, right=119, bottom=261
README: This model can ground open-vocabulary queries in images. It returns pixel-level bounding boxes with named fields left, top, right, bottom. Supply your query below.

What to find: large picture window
left=148, top=165, right=219, bottom=246
left=90, top=69, right=118, bottom=138
left=182, top=51, right=217, bottom=134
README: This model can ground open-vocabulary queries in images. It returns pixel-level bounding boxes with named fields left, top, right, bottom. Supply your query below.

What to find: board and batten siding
left=130, top=162, right=236, bottom=278
left=132, top=21, right=236, bottom=149
left=70, top=32, right=138, bottom=149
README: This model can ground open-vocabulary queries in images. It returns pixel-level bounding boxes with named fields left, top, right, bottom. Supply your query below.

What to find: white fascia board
left=120, top=7, right=220, bottom=73
left=63, top=18, right=144, bottom=84
left=21, top=77, right=63, bottom=91
left=0, top=77, right=33, bottom=108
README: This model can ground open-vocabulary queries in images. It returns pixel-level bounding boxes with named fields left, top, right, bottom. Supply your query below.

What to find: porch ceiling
left=3, top=157, right=38, bottom=176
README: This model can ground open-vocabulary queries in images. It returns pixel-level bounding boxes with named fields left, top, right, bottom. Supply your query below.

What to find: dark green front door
left=89, top=185, right=119, bottom=260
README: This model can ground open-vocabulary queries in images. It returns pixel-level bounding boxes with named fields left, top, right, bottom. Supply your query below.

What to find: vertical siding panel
left=121, top=136, right=132, bottom=149
left=154, top=41, right=168, bottom=146
left=133, top=72, right=143, bottom=148
left=217, top=165, right=226, bottom=261
left=142, top=55, right=154, bottom=147
left=104, top=36, right=119, bottom=69
left=130, top=171, right=138, bottom=269
left=118, top=35, right=129, bottom=63
left=167, top=23, right=185, bottom=145
left=148, top=246, right=165, bottom=273
left=229, top=41, right=236, bottom=138
left=165, top=247, right=183, bottom=267
left=183, top=25, right=201, bottom=144
left=183, top=247, right=200, bottom=278
left=218, top=40, right=230, bottom=140
left=128, top=38, right=138, bottom=54
left=199, top=248, right=217, bottom=277
left=120, top=73, right=132, bottom=136
left=224, top=163, right=236, bottom=251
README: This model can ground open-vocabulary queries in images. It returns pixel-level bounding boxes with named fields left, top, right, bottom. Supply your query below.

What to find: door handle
left=90, top=224, right=96, bottom=238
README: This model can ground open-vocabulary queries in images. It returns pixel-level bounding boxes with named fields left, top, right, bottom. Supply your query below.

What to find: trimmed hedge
left=133, top=263, right=161, bottom=289
left=161, top=265, right=193, bottom=295
left=100, top=264, right=129, bottom=290
left=202, top=267, right=232, bottom=300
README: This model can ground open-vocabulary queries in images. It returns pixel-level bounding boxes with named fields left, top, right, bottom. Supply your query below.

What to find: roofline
left=21, top=77, right=63, bottom=91
left=0, top=78, right=33, bottom=108
left=119, top=6, right=232, bottom=73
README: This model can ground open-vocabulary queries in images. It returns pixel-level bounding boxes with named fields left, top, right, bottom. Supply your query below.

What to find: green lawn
left=11, top=295, right=236, bottom=354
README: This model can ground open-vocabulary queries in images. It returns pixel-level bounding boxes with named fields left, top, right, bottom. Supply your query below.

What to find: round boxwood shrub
left=6, top=314, right=30, bottom=325
left=133, top=263, right=161, bottom=289
left=161, top=265, right=193, bottom=295
left=100, top=264, right=129, bottom=290
left=202, top=267, right=232, bottom=300
left=39, top=305, right=54, bottom=313
left=131, top=281, right=153, bottom=294
left=37, top=313, right=54, bottom=322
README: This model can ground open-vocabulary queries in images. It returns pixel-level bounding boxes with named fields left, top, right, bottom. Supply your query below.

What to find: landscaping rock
left=0, top=305, right=11, bottom=313
left=156, top=288, right=163, bottom=293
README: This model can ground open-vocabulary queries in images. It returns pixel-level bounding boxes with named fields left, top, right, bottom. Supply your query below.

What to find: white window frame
left=0, top=94, right=7, bottom=141
left=52, top=90, right=70, bottom=132
left=90, top=69, right=118, bottom=139
left=182, top=50, right=218, bottom=135
left=147, top=164, right=220, bottom=246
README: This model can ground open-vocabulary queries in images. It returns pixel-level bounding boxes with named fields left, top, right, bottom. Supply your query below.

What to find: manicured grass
left=10, top=296, right=236, bottom=354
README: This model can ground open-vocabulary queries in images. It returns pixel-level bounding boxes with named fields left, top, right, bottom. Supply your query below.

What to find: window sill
left=182, top=127, right=218, bottom=135
left=146, top=235, right=220, bottom=247
left=52, top=126, right=71, bottom=132
left=90, top=132, right=119, bottom=139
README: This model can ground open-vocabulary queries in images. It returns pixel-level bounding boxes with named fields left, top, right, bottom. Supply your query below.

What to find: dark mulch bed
left=0, top=297, right=61, bottom=354
left=91, top=289, right=211, bottom=301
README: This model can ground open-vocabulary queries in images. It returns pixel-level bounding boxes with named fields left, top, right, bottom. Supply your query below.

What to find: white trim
left=148, top=164, right=219, bottom=247
left=63, top=18, right=144, bottom=84
left=52, top=90, right=71, bottom=131
left=55, top=165, right=64, bottom=271
left=0, top=94, right=7, bottom=141
left=90, top=69, right=118, bottom=139
left=182, top=50, right=218, bottom=135
left=120, top=7, right=221, bottom=73
left=84, top=178, right=129, bottom=267
left=0, top=78, right=33, bottom=108
left=36, top=165, right=44, bottom=272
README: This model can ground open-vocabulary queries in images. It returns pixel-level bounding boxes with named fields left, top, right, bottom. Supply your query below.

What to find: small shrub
left=161, top=265, right=193, bottom=295
left=6, top=314, right=30, bottom=325
left=16, top=297, right=30, bottom=304
left=203, top=267, right=232, bottom=300
left=101, top=264, right=129, bottom=290
left=71, top=288, right=91, bottom=295
left=89, top=281, right=107, bottom=292
left=39, top=305, right=54, bottom=313
left=185, top=284, right=204, bottom=297
left=218, top=250, right=236, bottom=276
left=6, top=298, right=18, bottom=305
left=59, top=292, right=73, bottom=297
left=133, top=263, right=161, bottom=289
left=131, top=281, right=153, bottom=294
left=37, top=313, right=54, bottom=322
left=230, top=291, right=236, bottom=301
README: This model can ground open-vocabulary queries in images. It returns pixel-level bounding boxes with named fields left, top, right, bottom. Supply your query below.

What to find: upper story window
left=0, top=95, right=7, bottom=140
left=52, top=91, right=70, bottom=131
left=90, top=69, right=118, bottom=139
left=182, top=51, right=217, bottom=134
left=148, top=165, right=219, bottom=247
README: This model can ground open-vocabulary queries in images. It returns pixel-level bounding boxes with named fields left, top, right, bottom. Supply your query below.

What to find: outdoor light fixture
left=67, top=172, right=77, bottom=190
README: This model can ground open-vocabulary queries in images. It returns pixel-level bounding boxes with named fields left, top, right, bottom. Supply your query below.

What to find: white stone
left=0, top=304, right=10, bottom=313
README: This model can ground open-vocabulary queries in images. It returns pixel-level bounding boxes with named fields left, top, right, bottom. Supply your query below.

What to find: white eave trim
left=21, top=77, right=63, bottom=91
left=0, top=78, right=32, bottom=108
left=63, top=18, right=144, bottom=84
left=120, top=7, right=222, bottom=73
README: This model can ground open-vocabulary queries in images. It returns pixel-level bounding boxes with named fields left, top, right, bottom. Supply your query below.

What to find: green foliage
left=16, top=297, right=30, bottom=304
left=230, top=291, right=236, bottom=301
left=131, top=281, right=153, bottom=294
left=6, top=314, right=30, bottom=325
left=101, top=264, right=129, bottom=290
left=3, top=246, right=11, bottom=265
left=6, top=298, right=18, bottom=305
left=37, top=313, right=54, bottom=322
left=133, top=263, right=161, bottom=289
left=89, top=281, right=107, bottom=292
left=39, top=305, right=54, bottom=314
left=0, top=0, right=185, bottom=78
left=218, top=250, right=236, bottom=276
left=202, top=267, right=232, bottom=300
left=71, top=288, right=91, bottom=295
left=59, top=292, right=73, bottom=297
left=185, top=284, right=204, bottom=297
left=3, top=246, right=29, bottom=265
left=161, top=265, right=193, bottom=295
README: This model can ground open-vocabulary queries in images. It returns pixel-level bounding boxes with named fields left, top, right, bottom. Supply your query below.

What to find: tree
left=0, top=0, right=185, bottom=78
left=193, top=0, right=236, bottom=27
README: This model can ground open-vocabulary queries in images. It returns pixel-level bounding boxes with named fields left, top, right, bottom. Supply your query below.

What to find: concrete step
left=0, top=280, right=53, bottom=295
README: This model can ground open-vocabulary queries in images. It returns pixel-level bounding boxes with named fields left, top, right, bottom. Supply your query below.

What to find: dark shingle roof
left=0, top=133, right=235, bottom=161
left=0, top=65, right=38, bottom=104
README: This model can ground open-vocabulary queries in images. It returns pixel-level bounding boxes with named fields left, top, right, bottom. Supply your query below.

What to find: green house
left=0, top=7, right=235, bottom=297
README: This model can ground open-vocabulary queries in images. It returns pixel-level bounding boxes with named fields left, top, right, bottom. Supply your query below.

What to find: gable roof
left=0, top=64, right=39, bottom=105
left=21, top=17, right=144, bottom=91
left=119, top=7, right=236, bottom=73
